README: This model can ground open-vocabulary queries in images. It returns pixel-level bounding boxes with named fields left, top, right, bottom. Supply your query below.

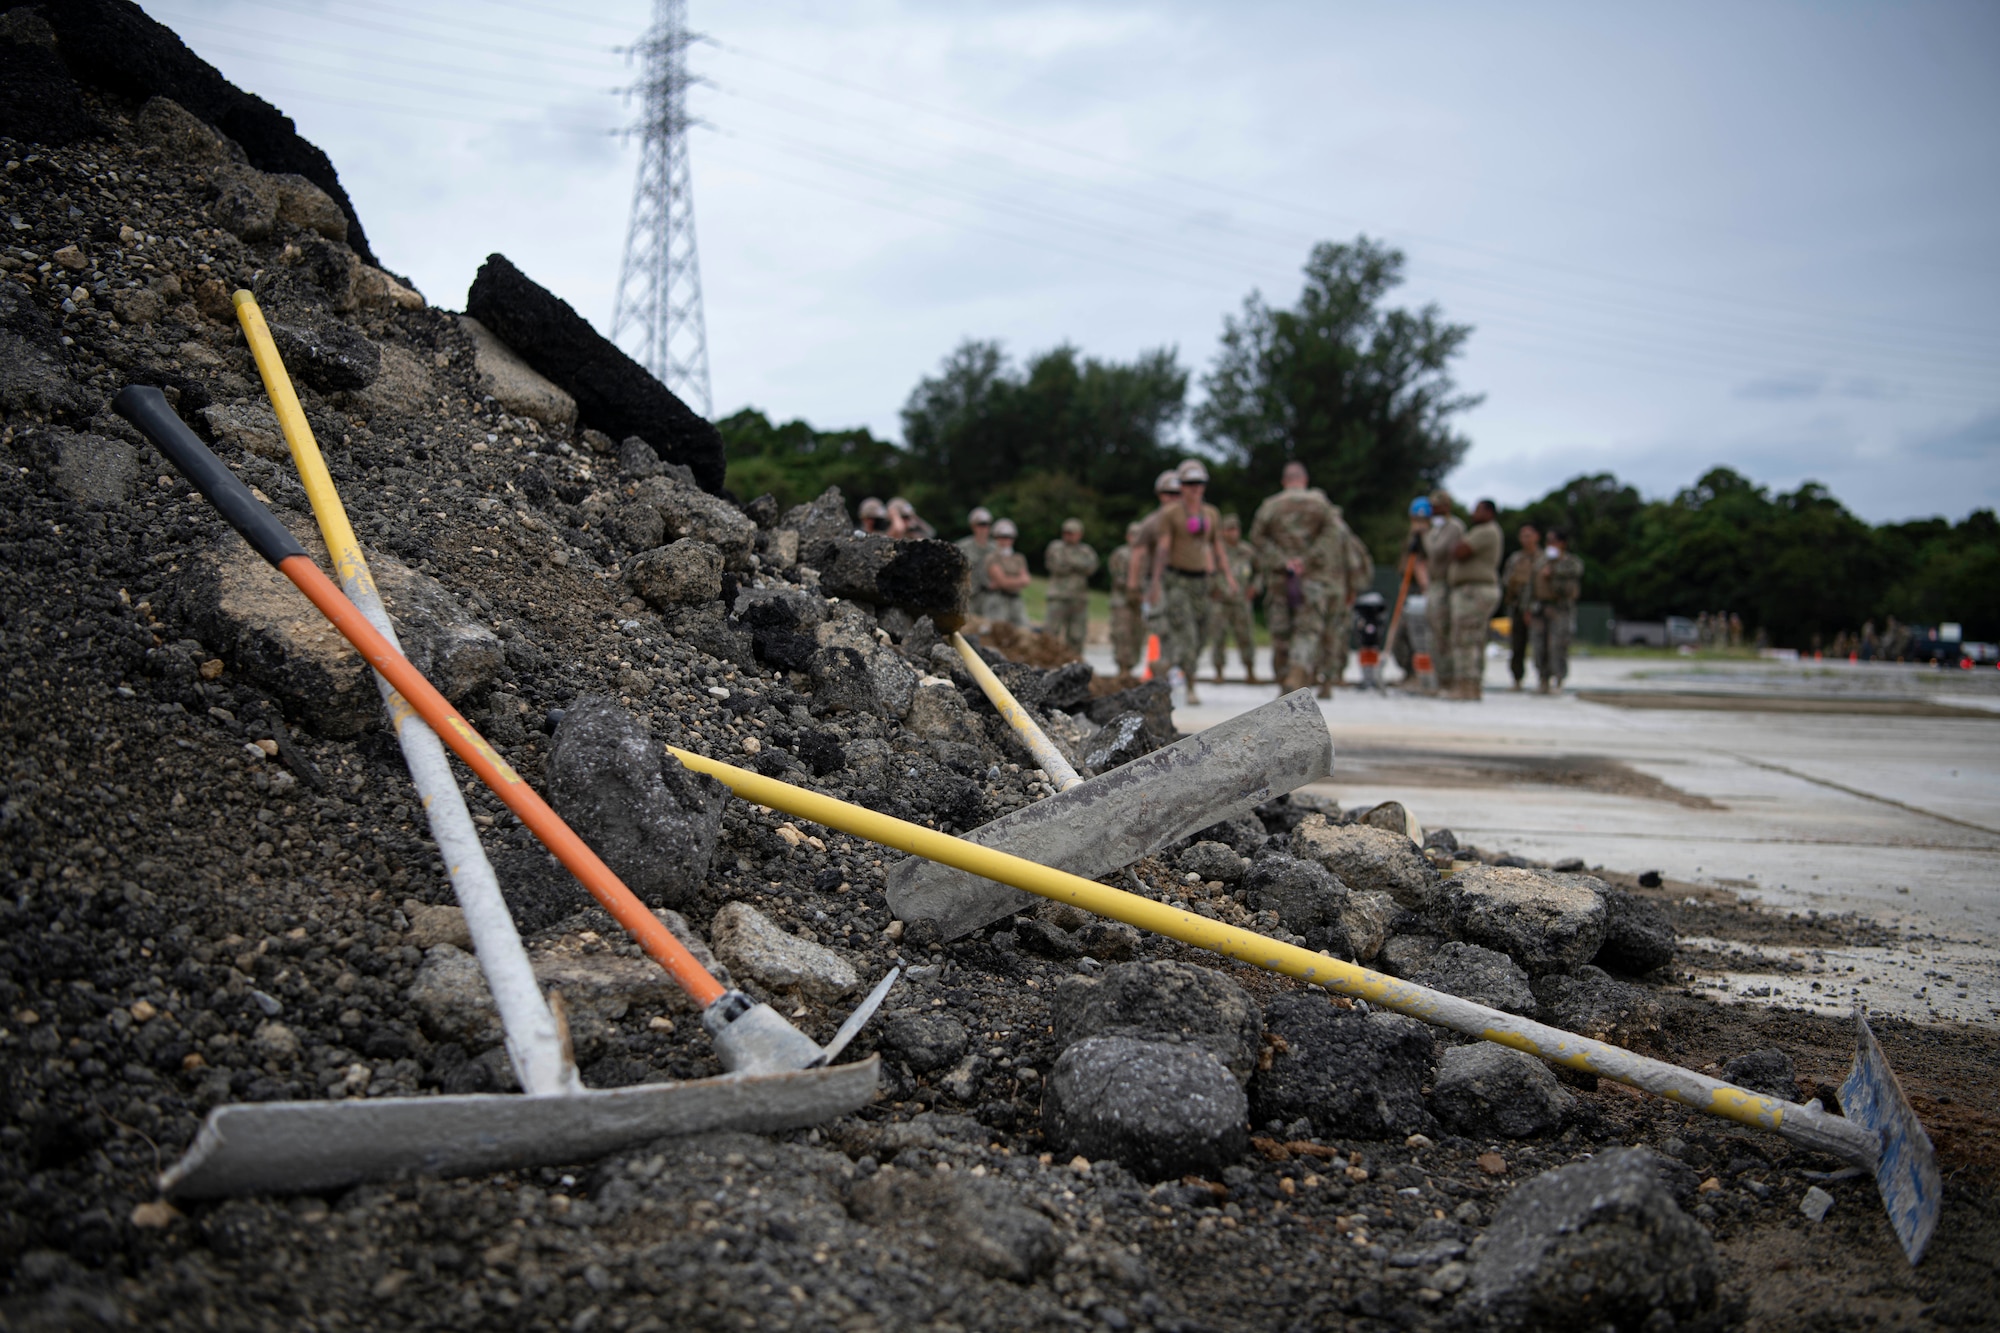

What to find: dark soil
left=2, top=38, right=1997, bottom=1333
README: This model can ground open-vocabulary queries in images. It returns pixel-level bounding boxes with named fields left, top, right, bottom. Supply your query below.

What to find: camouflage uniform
left=1207, top=538, right=1258, bottom=679
left=1248, top=486, right=1337, bottom=684
left=982, top=547, right=1030, bottom=626
left=1531, top=550, right=1585, bottom=690
left=1314, top=512, right=1374, bottom=689
left=1446, top=519, right=1503, bottom=689
left=1422, top=514, right=1467, bottom=686
left=1043, top=537, right=1100, bottom=653
left=1107, top=539, right=1148, bottom=674
left=956, top=534, right=992, bottom=608
left=1155, top=501, right=1223, bottom=680
left=1501, top=546, right=1540, bottom=687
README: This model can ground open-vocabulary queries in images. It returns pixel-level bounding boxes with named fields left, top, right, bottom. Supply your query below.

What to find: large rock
left=1339, top=891, right=1398, bottom=964
left=808, top=533, right=969, bottom=630
left=1409, top=941, right=1537, bottom=1017
left=1533, top=966, right=1663, bottom=1046
left=1428, top=866, right=1609, bottom=977
left=408, top=918, right=717, bottom=1056
left=877, top=1012, right=968, bottom=1074
left=1289, top=815, right=1432, bottom=908
left=271, top=172, right=348, bottom=240
left=207, top=162, right=278, bottom=240
left=466, top=254, right=723, bottom=491
left=1241, top=854, right=1349, bottom=954
left=625, top=539, right=722, bottom=609
left=266, top=316, right=380, bottom=392
left=1250, top=996, right=1435, bottom=1139
left=1051, top=960, right=1263, bottom=1085
left=709, top=902, right=858, bottom=1002
left=1429, top=1044, right=1573, bottom=1138
left=1082, top=713, right=1153, bottom=771
left=777, top=486, right=854, bottom=548
left=1469, top=1148, right=1719, bottom=1330
left=136, top=95, right=240, bottom=166
left=544, top=698, right=728, bottom=911
left=372, top=556, right=504, bottom=702
left=902, top=680, right=986, bottom=747
left=848, top=1168, right=1058, bottom=1282
left=1594, top=887, right=1677, bottom=975
left=734, top=585, right=825, bottom=675
left=458, top=315, right=577, bottom=428
left=1176, top=840, right=1247, bottom=885
left=1721, top=1048, right=1797, bottom=1102
left=622, top=473, right=755, bottom=567
left=182, top=532, right=373, bottom=736
left=1042, top=1036, right=1248, bottom=1181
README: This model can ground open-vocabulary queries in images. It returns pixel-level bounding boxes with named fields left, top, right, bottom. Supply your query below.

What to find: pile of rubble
left=1, top=7, right=1992, bottom=1330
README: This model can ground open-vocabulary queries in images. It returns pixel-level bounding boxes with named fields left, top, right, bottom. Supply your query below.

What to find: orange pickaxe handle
left=114, top=387, right=725, bottom=1009
left=1381, top=551, right=1418, bottom=661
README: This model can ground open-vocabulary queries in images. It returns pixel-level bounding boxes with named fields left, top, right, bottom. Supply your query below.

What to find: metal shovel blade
left=1840, top=1015, right=1942, bottom=1263
left=162, top=1057, right=879, bottom=1199
left=887, top=690, right=1333, bottom=941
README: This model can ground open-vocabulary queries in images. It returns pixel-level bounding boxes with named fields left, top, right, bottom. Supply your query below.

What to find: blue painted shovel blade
left=1840, top=1014, right=1942, bottom=1264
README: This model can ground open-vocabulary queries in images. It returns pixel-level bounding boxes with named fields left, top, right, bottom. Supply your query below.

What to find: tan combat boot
left=1280, top=665, right=1311, bottom=693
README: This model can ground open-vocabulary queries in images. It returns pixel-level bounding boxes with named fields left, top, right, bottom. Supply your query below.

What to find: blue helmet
left=1409, top=496, right=1433, bottom=518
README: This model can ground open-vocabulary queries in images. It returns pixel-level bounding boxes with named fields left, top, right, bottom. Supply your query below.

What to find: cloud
left=1733, top=370, right=1826, bottom=401
left=1910, top=410, right=2000, bottom=460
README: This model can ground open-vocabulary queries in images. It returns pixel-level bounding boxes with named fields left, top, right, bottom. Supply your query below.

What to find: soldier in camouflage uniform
left=1206, top=514, right=1259, bottom=683
left=1531, top=527, right=1584, bottom=693
left=982, top=518, right=1031, bottom=626
left=1145, top=460, right=1233, bottom=705
left=1312, top=509, right=1374, bottom=696
left=1107, top=523, right=1146, bottom=676
left=1501, top=523, right=1542, bottom=691
left=956, top=506, right=993, bottom=613
left=1445, top=499, right=1504, bottom=699
left=1042, top=517, right=1099, bottom=654
left=1421, top=492, right=1467, bottom=692
left=1248, top=460, right=1338, bottom=693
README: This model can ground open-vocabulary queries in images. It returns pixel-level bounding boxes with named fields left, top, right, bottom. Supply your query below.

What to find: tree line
left=718, top=234, right=1997, bottom=644
left=1500, top=471, right=1999, bottom=645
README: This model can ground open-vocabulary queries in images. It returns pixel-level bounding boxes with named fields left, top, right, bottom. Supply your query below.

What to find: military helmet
left=858, top=496, right=887, bottom=519
left=967, top=505, right=993, bottom=526
left=1154, top=469, right=1183, bottom=494
left=1177, top=459, right=1210, bottom=484
left=1061, top=517, right=1083, bottom=534
left=992, top=518, right=1018, bottom=538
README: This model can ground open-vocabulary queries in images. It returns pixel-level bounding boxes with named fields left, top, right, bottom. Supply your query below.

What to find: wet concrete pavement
left=1092, top=646, right=2000, bottom=1026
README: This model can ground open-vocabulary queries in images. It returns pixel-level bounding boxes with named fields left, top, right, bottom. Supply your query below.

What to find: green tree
left=718, top=409, right=908, bottom=514
left=900, top=339, right=1186, bottom=570
left=1195, top=237, right=1480, bottom=545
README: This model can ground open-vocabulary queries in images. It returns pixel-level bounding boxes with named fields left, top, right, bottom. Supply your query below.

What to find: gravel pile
left=3, top=12, right=1995, bottom=1330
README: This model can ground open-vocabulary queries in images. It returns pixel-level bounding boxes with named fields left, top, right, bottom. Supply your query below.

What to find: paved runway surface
left=1088, top=645, right=2000, bottom=1026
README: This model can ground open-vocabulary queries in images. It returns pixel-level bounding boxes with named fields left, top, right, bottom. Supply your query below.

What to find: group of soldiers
left=1105, top=459, right=1372, bottom=705
left=1496, top=515, right=1585, bottom=694
left=934, top=464, right=1587, bottom=704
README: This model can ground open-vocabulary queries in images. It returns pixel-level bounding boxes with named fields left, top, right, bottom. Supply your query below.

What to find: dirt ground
left=2, top=54, right=1997, bottom=1333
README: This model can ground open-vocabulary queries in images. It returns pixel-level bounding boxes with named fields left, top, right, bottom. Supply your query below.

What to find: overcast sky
left=149, top=0, right=2000, bottom=523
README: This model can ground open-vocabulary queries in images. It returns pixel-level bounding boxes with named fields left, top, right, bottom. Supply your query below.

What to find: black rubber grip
left=113, top=386, right=307, bottom=568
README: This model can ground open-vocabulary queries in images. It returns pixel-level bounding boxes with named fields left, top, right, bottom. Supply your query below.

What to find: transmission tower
left=611, top=0, right=712, bottom=416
